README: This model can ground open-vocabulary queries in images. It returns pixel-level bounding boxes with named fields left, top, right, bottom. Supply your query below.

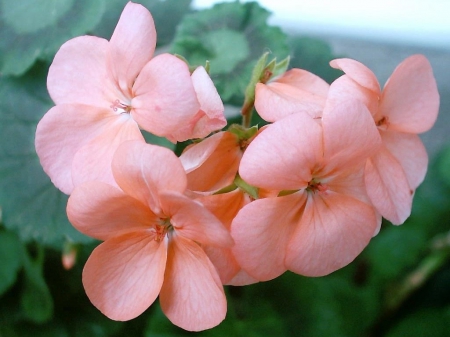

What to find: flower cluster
left=35, top=2, right=439, bottom=332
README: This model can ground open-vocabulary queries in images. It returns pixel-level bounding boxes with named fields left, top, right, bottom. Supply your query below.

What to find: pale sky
left=193, top=0, right=450, bottom=49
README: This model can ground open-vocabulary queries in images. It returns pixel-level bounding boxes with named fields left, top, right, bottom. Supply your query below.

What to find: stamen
left=306, top=180, right=328, bottom=194
left=110, top=99, right=132, bottom=113
left=376, top=116, right=390, bottom=129
left=152, top=218, right=173, bottom=242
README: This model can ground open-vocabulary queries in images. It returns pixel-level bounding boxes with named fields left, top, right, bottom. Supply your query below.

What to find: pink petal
left=254, top=82, right=324, bottom=122
left=199, top=190, right=250, bottom=284
left=381, top=130, right=428, bottom=189
left=365, top=147, right=413, bottom=225
left=83, top=231, right=167, bottom=321
left=111, top=141, right=187, bottom=212
left=108, top=2, right=156, bottom=95
left=170, top=66, right=226, bottom=140
left=330, top=58, right=380, bottom=94
left=239, top=112, right=323, bottom=191
left=322, top=99, right=381, bottom=174
left=35, top=104, right=121, bottom=194
left=47, top=36, right=115, bottom=107
left=181, top=132, right=241, bottom=192
left=274, top=68, right=330, bottom=97
left=231, top=193, right=305, bottom=281
left=159, top=192, right=233, bottom=248
left=67, top=182, right=158, bottom=241
left=226, top=270, right=259, bottom=286
left=326, top=75, right=380, bottom=117
left=71, top=114, right=144, bottom=189
left=378, top=55, right=439, bottom=134
left=160, top=235, right=226, bottom=331
left=132, top=54, right=200, bottom=139
left=285, top=192, right=378, bottom=276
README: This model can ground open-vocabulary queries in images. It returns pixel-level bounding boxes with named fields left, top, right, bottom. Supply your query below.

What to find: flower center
left=376, top=115, right=390, bottom=130
left=151, top=218, right=173, bottom=242
left=306, top=179, right=328, bottom=194
left=110, top=99, right=132, bottom=114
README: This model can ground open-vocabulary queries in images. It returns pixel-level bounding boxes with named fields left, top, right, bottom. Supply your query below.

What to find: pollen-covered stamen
left=110, top=99, right=132, bottom=114
left=306, top=179, right=329, bottom=194
left=151, top=218, right=173, bottom=242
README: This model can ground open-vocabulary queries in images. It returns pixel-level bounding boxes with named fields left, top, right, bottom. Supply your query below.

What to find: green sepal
left=278, top=189, right=299, bottom=197
left=228, top=124, right=258, bottom=142
left=213, top=183, right=238, bottom=195
left=234, top=175, right=258, bottom=200
left=272, top=55, right=290, bottom=79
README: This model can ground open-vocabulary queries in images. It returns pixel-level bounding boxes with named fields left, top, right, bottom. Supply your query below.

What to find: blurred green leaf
left=171, top=1, right=290, bottom=104
left=288, top=36, right=343, bottom=84
left=142, top=131, right=176, bottom=151
left=386, top=307, right=450, bottom=337
left=0, top=229, right=23, bottom=296
left=20, top=245, right=53, bottom=323
left=437, top=145, right=450, bottom=187
left=0, top=0, right=105, bottom=76
left=92, top=0, right=192, bottom=46
left=0, top=63, right=92, bottom=247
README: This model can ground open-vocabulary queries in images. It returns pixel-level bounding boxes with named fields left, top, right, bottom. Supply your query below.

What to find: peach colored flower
left=329, top=55, right=439, bottom=224
left=35, top=2, right=225, bottom=194
left=231, top=99, right=382, bottom=281
left=67, top=141, right=232, bottom=331
left=254, top=68, right=329, bottom=122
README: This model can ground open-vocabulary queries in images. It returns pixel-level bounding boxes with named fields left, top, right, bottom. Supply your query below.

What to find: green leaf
left=142, top=130, right=176, bottom=151
left=0, top=229, right=23, bottom=295
left=0, top=0, right=106, bottom=76
left=288, top=36, right=343, bottom=84
left=171, top=1, right=290, bottom=104
left=20, top=245, right=54, bottom=323
left=437, top=145, right=450, bottom=187
left=386, top=307, right=450, bottom=337
left=0, top=63, right=92, bottom=247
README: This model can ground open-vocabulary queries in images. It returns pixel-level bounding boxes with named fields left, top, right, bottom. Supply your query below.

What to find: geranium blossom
left=35, top=1, right=225, bottom=194
left=231, top=98, right=382, bottom=280
left=329, top=55, right=439, bottom=224
left=66, top=141, right=232, bottom=331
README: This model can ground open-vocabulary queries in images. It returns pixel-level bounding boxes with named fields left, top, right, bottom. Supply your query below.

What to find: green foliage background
left=0, top=1, right=449, bottom=336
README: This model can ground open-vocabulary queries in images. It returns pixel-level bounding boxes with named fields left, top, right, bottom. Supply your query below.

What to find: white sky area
left=192, top=0, right=450, bottom=50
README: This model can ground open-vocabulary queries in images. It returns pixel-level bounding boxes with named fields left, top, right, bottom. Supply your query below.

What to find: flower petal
left=365, top=147, right=413, bottom=225
left=199, top=190, right=250, bottom=284
left=160, top=235, right=226, bottom=331
left=108, top=2, right=156, bottom=94
left=381, top=131, right=428, bottom=189
left=255, top=82, right=324, bottom=122
left=132, top=54, right=200, bottom=139
left=231, top=193, right=304, bottom=281
left=170, top=66, right=226, bottom=140
left=160, top=192, right=233, bottom=248
left=239, top=112, right=322, bottom=190
left=47, top=36, right=115, bottom=107
left=378, top=55, right=439, bottom=133
left=35, top=104, right=119, bottom=194
left=180, top=131, right=241, bottom=192
left=322, top=99, right=381, bottom=174
left=71, top=114, right=144, bottom=190
left=83, top=231, right=167, bottom=321
left=285, top=192, right=377, bottom=276
left=67, top=182, right=158, bottom=241
left=112, top=141, right=187, bottom=211
left=329, top=58, right=380, bottom=94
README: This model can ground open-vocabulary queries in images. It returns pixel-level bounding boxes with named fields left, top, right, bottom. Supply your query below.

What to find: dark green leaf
left=171, top=1, right=290, bottom=104
left=20, top=246, right=53, bottom=323
left=0, top=229, right=23, bottom=295
left=0, top=63, right=92, bottom=246
left=0, top=0, right=105, bottom=76
left=288, top=36, right=343, bottom=84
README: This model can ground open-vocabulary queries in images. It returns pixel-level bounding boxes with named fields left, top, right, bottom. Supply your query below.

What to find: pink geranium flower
left=67, top=141, right=232, bottom=331
left=231, top=99, right=382, bottom=280
left=329, top=55, right=440, bottom=224
left=35, top=2, right=225, bottom=194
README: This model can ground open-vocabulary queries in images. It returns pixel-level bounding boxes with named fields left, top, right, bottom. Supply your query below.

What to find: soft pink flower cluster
left=35, top=2, right=439, bottom=332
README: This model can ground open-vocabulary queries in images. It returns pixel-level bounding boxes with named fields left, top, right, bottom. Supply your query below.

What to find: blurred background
left=0, top=0, right=449, bottom=336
